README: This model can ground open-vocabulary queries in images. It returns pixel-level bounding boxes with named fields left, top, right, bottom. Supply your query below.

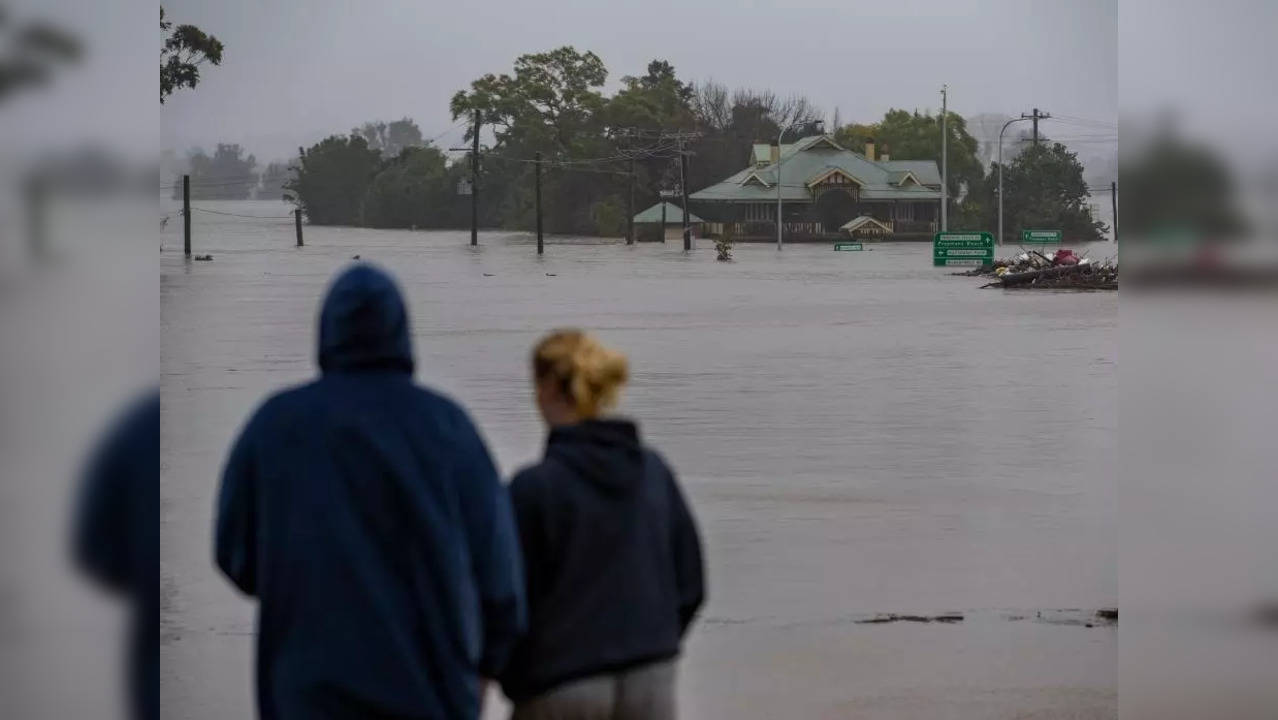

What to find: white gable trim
left=806, top=167, right=864, bottom=188
left=896, top=171, right=924, bottom=187
left=741, top=171, right=772, bottom=188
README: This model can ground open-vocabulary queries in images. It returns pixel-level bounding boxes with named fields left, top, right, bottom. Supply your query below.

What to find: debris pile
left=954, top=249, right=1118, bottom=290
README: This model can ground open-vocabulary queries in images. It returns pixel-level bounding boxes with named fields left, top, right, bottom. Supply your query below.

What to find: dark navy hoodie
left=500, top=420, right=704, bottom=703
left=74, top=391, right=159, bottom=720
left=215, top=264, right=526, bottom=720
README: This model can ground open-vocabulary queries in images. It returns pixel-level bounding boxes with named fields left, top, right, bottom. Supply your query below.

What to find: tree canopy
left=160, top=6, right=223, bottom=103
left=177, top=143, right=256, bottom=200
left=833, top=109, right=982, bottom=216
left=353, top=118, right=426, bottom=160
left=983, top=142, right=1108, bottom=243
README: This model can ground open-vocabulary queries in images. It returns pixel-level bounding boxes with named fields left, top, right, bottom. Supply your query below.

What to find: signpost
left=834, top=242, right=863, bottom=251
left=933, top=231, right=994, bottom=267
left=1021, top=229, right=1062, bottom=244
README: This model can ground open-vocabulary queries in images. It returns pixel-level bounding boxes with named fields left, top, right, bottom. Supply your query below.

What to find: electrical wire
left=188, top=207, right=295, bottom=219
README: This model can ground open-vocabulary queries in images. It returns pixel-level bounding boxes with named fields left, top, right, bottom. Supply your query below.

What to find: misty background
left=158, top=0, right=1117, bottom=183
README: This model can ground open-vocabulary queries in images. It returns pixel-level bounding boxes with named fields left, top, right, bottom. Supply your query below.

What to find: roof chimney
left=879, top=143, right=890, bottom=162
left=865, top=139, right=875, bottom=161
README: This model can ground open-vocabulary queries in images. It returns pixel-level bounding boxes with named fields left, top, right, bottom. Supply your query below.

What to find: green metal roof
left=633, top=201, right=703, bottom=224
left=690, top=134, right=943, bottom=203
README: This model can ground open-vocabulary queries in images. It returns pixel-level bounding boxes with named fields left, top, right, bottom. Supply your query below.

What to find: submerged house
left=689, top=134, right=943, bottom=240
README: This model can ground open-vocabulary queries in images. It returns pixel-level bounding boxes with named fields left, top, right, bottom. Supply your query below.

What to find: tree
left=287, top=135, right=381, bottom=226
left=1120, top=131, right=1245, bottom=239
left=0, top=12, right=80, bottom=103
left=353, top=118, right=425, bottom=159
left=259, top=161, right=292, bottom=201
left=985, top=142, right=1107, bottom=242
left=450, top=46, right=620, bottom=234
left=452, top=46, right=608, bottom=152
left=160, top=6, right=223, bottom=103
left=833, top=109, right=982, bottom=208
left=362, top=146, right=463, bottom=229
left=684, top=82, right=822, bottom=192
left=179, top=143, right=256, bottom=200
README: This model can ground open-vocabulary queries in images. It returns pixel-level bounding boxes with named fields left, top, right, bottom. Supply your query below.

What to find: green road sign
left=834, top=242, right=863, bottom=251
left=933, top=231, right=994, bottom=267
left=1021, top=229, right=1062, bottom=244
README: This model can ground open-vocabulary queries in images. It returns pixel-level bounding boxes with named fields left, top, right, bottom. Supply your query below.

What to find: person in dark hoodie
left=501, top=330, right=704, bottom=720
left=73, top=390, right=159, bottom=720
left=215, top=264, right=525, bottom=720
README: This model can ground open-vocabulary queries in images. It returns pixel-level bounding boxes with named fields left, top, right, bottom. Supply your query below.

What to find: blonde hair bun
left=533, top=330, right=629, bottom=418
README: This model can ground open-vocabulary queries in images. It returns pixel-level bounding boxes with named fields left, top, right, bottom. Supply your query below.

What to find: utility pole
left=535, top=151, right=544, bottom=255
left=660, top=196, right=667, bottom=243
left=1023, top=108, right=1050, bottom=147
left=1111, top=181, right=1118, bottom=243
left=183, top=174, right=191, bottom=258
left=470, top=108, right=480, bottom=246
left=940, top=84, right=948, bottom=232
left=627, top=157, right=635, bottom=245
left=294, top=208, right=303, bottom=247
left=680, top=151, right=690, bottom=251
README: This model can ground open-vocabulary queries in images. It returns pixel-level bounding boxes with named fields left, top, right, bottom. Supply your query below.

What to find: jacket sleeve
left=666, top=466, right=705, bottom=635
left=455, top=414, right=527, bottom=677
left=215, top=413, right=260, bottom=596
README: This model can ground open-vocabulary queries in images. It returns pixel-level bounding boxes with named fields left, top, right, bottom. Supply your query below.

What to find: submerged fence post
left=294, top=208, right=303, bottom=247
left=183, top=174, right=191, bottom=258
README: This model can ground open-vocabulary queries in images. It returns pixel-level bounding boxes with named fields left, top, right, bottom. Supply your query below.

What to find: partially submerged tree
left=985, top=142, right=1108, bottom=243
left=287, top=135, right=381, bottom=226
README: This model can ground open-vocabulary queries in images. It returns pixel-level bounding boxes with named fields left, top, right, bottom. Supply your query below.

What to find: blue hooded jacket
left=216, top=264, right=526, bottom=720
left=75, top=391, right=159, bottom=720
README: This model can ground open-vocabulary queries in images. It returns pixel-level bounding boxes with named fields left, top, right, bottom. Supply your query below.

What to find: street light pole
left=776, top=121, right=797, bottom=251
left=940, top=84, right=948, bottom=232
left=775, top=120, right=823, bottom=250
left=997, top=117, right=1030, bottom=247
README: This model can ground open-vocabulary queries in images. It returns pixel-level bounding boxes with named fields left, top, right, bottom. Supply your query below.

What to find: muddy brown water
left=161, top=201, right=1117, bottom=719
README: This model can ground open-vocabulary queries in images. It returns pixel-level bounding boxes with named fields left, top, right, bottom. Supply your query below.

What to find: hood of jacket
left=317, top=264, right=414, bottom=374
left=545, top=419, right=644, bottom=493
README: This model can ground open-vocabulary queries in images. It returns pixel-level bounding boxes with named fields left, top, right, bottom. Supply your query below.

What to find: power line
left=188, top=206, right=294, bottom=219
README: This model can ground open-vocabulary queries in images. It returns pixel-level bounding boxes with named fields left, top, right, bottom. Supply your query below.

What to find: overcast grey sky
left=158, top=0, right=1116, bottom=162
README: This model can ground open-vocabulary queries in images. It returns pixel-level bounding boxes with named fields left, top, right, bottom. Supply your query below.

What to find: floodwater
left=161, top=201, right=1117, bottom=719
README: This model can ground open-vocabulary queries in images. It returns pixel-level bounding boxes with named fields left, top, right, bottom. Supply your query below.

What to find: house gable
left=741, top=171, right=772, bottom=188
left=896, top=170, right=923, bottom=187
left=806, top=167, right=864, bottom=188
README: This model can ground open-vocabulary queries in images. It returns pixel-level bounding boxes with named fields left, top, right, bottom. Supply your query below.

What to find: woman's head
left=531, top=330, right=629, bottom=426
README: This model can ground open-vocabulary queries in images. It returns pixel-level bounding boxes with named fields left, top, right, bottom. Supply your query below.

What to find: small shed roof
left=633, top=202, right=704, bottom=224
left=840, top=215, right=893, bottom=234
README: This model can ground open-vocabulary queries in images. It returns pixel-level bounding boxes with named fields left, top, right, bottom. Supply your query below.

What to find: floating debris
left=193, top=254, right=213, bottom=262
left=956, top=249, right=1117, bottom=290
left=352, top=254, right=361, bottom=260
left=482, top=272, right=495, bottom=277
left=857, top=613, right=964, bottom=625
left=545, top=273, right=557, bottom=277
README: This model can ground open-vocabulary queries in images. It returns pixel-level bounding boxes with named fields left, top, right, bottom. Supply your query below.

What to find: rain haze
left=161, top=0, right=1117, bottom=163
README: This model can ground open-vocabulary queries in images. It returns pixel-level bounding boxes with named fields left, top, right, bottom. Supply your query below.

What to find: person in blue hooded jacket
left=500, top=330, right=704, bottom=720
left=74, top=390, right=159, bottom=720
left=215, top=264, right=525, bottom=720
